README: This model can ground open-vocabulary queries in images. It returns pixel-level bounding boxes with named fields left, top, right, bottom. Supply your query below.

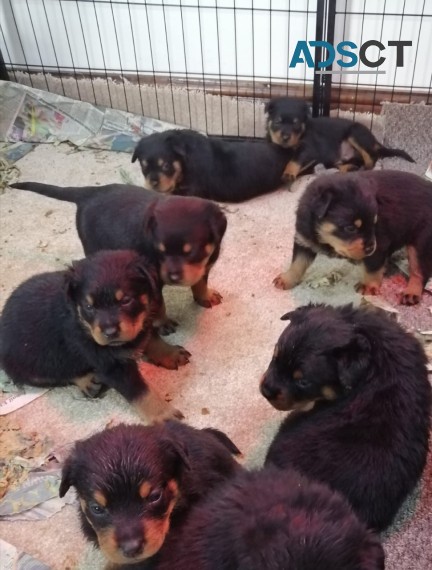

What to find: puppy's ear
left=359, top=533, right=386, bottom=570
left=161, top=437, right=192, bottom=474
left=281, top=310, right=295, bottom=321
left=131, top=139, right=144, bottom=163
left=208, top=206, right=227, bottom=244
left=167, top=131, right=187, bottom=159
left=63, top=262, right=80, bottom=301
left=203, top=428, right=242, bottom=456
left=313, top=186, right=335, bottom=219
left=172, top=439, right=192, bottom=471
left=265, top=100, right=274, bottom=115
left=281, top=305, right=312, bottom=322
left=143, top=200, right=158, bottom=238
left=335, top=332, right=371, bottom=390
left=59, top=451, right=77, bottom=497
left=128, top=257, right=160, bottom=298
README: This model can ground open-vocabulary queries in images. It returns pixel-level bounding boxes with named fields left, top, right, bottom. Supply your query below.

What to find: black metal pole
left=323, top=0, right=336, bottom=116
left=312, top=0, right=336, bottom=117
left=0, top=49, right=10, bottom=81
left=312, top=0, right=325, bottom=117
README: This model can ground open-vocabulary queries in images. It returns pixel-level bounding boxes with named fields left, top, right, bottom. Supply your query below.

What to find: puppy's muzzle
left=364, top=241, right=377, bottom=256
left=120, top=537, right=144, bottom=559
left=147, top=175, right=160, bottom=189
left=260, top=374, right=293, bottom=411
left=102, top=325, right=120, bottom=340
left=167, top=271, right=183, bottom=284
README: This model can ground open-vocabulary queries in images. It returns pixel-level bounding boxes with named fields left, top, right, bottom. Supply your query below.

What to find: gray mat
left=381, top=102, right=432, bottom=176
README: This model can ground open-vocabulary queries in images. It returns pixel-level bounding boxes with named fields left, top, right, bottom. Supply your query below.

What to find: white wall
left=334, top=0, right=431, bottom=90
left=1, top=0, right=430, bottom=91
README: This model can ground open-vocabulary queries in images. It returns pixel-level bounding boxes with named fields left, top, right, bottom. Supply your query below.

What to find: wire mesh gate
left=0, top=1, right=431, bottom=137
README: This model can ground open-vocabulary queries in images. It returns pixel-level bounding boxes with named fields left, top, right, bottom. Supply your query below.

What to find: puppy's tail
left=10, top=182, right=94, bottom=204
left=203, top=428, right=242, bottom=456
left=376, top=144, right=415, bottom=163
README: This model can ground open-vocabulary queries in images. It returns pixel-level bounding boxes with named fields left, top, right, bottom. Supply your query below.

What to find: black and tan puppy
left=10, top=182, right=227, bottom=324
left=261, top=304, right=431, bottom=531
left=131, top=129, right=294, bottom=202
left=59, top=421, right=242, bottom=565
left=0, top=250, right=190, bottom=421
left=144, top=467, right=384, bottom=570
left=274, top=170, right=432, bottom=304
left=265, top=97, right=414, bottom=183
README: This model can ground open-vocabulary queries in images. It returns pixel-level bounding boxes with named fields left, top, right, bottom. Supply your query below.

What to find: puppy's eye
left=161, top=163, right=170, bottom=173
left=85, top=304, right=95, bottom=313
left=120, top=296, right=132, bottom=306
left=148, top=489, right=163, bottom=504
left=296, top=378, right=310, bottom=389
left=272, top=118, right=281, bottom=125
left=344, top=225, right=358, bottom=234
left=293, top=118, right=299, bottom=124
left=89, top=503, right=106, bottom=516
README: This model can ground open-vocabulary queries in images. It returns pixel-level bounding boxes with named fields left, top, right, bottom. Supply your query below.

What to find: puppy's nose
left=282, top=133, right=290, bottom=142
left=168, top=272, right=182, bottom=283
left=260, top=381, right=281, bottom=401
left=102, top=325, right=119, bottom=339
left=120, top=537, right=143, bottom=558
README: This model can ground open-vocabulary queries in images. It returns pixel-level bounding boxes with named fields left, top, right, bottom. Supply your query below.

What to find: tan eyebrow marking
left=93, top=490, right=107, bottom=507
left=139, top=481, right=152, bottom=499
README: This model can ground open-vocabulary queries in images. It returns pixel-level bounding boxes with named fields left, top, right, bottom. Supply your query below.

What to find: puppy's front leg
left=281, top=159, right=315, bottom=189
left=273, top=242, right=316, bottom=290
left=401, top=245, right=424, bottom=305
left=281, top=160, right=302, bottom=186
left=153, top=295, right=179, bottom=335
left=72, top=373, right=104, bottom=398
left=356, top=253, right=386, bottom=296
left=191, top=273, right=222, bottom=308
left=145, top=330, right=191, bottom=370
left=100, top=360, right=183, bottom=422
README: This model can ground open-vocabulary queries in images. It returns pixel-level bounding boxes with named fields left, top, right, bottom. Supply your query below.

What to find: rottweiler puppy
left=144, top=467, right=384, bottom=570
left=274, top=170, right=432, bottom=305
left=10, top=182, right=227, bottom=328
left=0, top=250, right=190, bottom=421
left=261, top=304, right=431, bottom=531
left=131, top=129, right=294, bottom=202
left=59, top=421, right=242, bottom=565
left=265, top=97, right=414, bottom=184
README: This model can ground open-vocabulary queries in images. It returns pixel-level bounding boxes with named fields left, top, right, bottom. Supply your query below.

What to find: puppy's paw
left=148, top=344, right=191, bottom=370
left=194, top=288, right=223, bottom=308
left=273, top=273, right=296, bottom=290
left=155, top=317, right=179, bottom=336
left=73, top=374, right=104, bottom=398
left=400, top=291, right=421, bottom=305
left=281, top=173, right=295, bottom=187
left=355, top=282, right=381, bottom=296
left=150, top=402, right=185, bottom=423
left=135, top=391, right=184, bottom=424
